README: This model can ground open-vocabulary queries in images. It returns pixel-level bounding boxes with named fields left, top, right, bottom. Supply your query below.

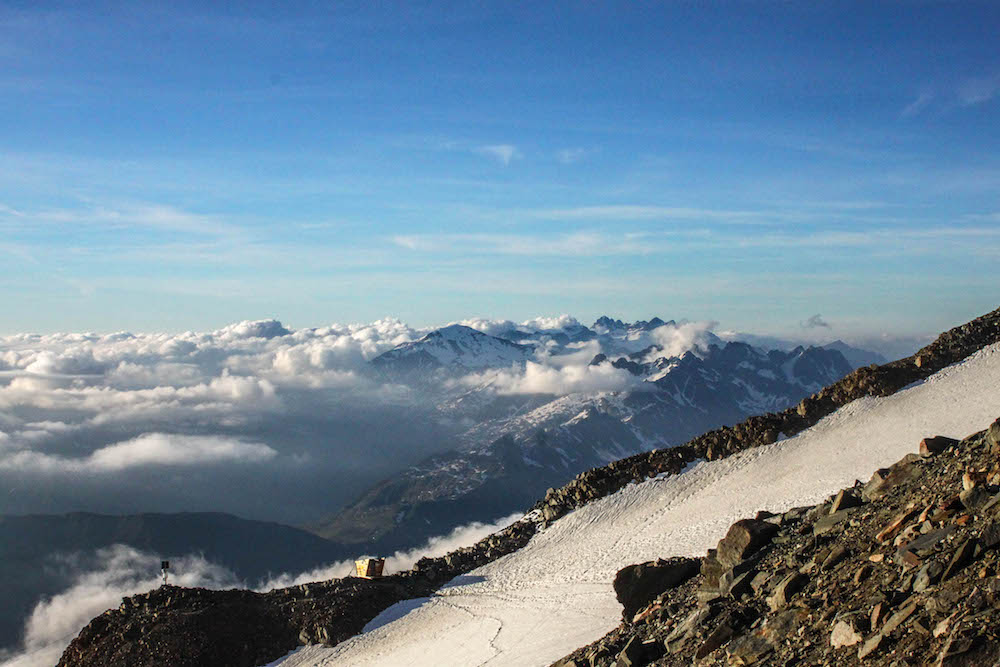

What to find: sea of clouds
left=0, top=318, right=457, bottom=524
left=0, top=316, right=725, bottom=524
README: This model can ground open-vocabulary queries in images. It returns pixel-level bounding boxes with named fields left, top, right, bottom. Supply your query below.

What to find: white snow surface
left=276, top=343, right=1000, bottom=667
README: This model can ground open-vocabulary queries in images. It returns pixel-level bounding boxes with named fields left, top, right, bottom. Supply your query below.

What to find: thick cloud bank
left=0, top=319, right=452, bottom=523
left=460, top=360, right=642, bottom=396
left=0, top=514, right=520, bottom=667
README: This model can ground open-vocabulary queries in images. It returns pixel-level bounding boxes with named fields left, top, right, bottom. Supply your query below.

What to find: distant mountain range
left=316, top=319, right=856, bottom=550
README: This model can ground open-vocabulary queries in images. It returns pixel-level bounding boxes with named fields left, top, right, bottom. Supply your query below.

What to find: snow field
left=278, top=343, right=1000, bottom=667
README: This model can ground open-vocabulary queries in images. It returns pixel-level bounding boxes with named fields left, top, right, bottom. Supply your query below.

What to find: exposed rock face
left=552, top=420, right=1000, bottom=666
left=59, top=580, right=404, bottom=667
left=614, top=558, right=701, bottom=621
left=57, top=519, right=537, bottom=667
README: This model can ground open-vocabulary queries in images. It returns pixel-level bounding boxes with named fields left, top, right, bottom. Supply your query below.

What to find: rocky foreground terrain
left=553, top=420, right=1000, bottom=666
left=57, top=306, right=1000, bottom=666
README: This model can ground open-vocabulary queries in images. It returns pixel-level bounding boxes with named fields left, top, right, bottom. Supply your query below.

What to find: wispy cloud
left=529, top=205, right=774, bottom=223
left=957, top=74, right=1000, bottom=106
left=476, top=144, right=521, bottom=166
left=390, top=231, right=657, bottom=257
left=556, top=147, right=587, bottom=164
left=901, top=75, right=1000, bottom=117
left=901, top=89, right=935, bottom=118
left=0, top=433, right=277, bottom=473
left=0, top=201, right=239, bottom=238
left=387, top=224, right=1000, bottom=261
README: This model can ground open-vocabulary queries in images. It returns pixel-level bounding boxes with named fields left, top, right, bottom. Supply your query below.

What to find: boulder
left=863, top=459, right=921, bottom=501
left=716, top=519, right=779, bottom=568
left=726, top=633, right=773, bottom=665
left=665, top=606, right=712, bottom=653
left=613, top=557, right=700, bottom=620
left=960, top=485, right=991, bottom=511
left=919, top=435, right=958, bottom=457
left=830, top=489, right=862, bottom=514
left=814, top=509, right=855, bottom=536
left=986, top=418, right=1000, bottom=454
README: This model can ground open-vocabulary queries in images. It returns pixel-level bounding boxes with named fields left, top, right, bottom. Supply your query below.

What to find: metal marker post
left=161, top=560, right=170, bottom=586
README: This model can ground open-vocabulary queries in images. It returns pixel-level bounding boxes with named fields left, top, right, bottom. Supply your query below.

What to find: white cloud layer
left=477, top=144, right=520, bottom=165
left=647, top=321, right=720, bottom=360
left=461, top=361, right=641, bottom=396
left=0, top=318, right=439, bottom=523
left=0, top=434, right=277, bottom=474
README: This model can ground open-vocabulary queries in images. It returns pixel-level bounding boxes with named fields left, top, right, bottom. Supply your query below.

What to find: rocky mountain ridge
left=0, top=512, right=352, bottom=650
left=552, top=419, right=1000, bottom=666
left=56, top=305, right=1000, bottom=667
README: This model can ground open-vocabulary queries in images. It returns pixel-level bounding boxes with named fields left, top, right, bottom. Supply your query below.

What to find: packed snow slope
left=277, top=342, right=1000, bottom=667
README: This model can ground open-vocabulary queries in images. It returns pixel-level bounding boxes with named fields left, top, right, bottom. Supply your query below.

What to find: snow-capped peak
left=373, top=325, right=534, bottom=372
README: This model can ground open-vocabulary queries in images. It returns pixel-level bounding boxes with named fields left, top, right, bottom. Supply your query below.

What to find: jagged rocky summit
left=553, top=419, right=1000, bottom=666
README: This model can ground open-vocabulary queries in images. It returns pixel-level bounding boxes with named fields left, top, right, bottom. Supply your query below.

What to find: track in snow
left=276, top=343, right=1000, bottom=667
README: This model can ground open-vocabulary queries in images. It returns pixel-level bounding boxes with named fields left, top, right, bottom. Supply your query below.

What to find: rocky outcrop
left=531, top=306, right=1000, bottom=527
left=615, top=558, right=701, bottom=621
left=57, top=519, right=537, bottom=667
left=552, top=418, right=1000, bottom=666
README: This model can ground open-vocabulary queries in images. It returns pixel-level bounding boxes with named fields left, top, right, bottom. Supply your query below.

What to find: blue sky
left=0, top=1, right=998, bottom=337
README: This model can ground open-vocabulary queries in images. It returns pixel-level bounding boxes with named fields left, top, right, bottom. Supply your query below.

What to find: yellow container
left=354, top=558, right=386, bottom=578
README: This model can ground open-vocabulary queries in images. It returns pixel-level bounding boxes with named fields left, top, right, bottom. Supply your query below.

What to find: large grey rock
left=715, top=519, right=779, bottom=569
left=726, top=634, right=773, bottom=665
left=665, top=606, right=712, bottom=653
left=613, top=557, right=700, bottom=620
left=942, top=539, right=978, bottom=581
left=900, top=526, right=955, bottom=557
left=960, top=485, right=991, bottom=511
left=913, top=560, right=944, bottom=592
left=863, top=459, right=921, bottom=501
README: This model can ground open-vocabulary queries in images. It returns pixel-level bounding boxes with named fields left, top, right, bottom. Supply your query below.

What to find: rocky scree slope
left=57, top=306, right=1000, bottom=667
left=553, top=419, right=1000, bottom=666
